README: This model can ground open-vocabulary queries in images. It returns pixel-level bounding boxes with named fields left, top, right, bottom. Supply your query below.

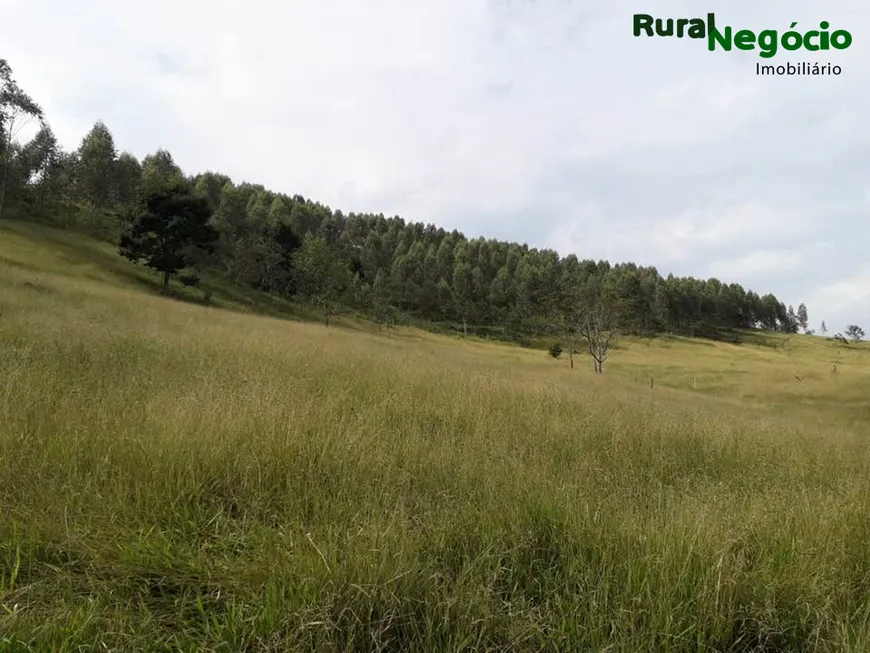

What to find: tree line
left=1, top=57, right=815, bottom=345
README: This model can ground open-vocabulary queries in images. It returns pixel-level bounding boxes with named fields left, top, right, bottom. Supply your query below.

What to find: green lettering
left=819, top=22, right=831, bottom=49
left=707, top=14, right=732, bottom=51
left=655, top=18, right=674, bottom=37
left=633, top=14, right=654, bottom=37
left=734, top=29, right=756, bottom=50
left=781, top=23, right=803, bottom=51
left=758, top=30, right=778, bottom=58
left=676, top=18, right=689, bottom=37
left=687, top=18, right=706, bottom=38
left=831, top=30, right=852, bottom=49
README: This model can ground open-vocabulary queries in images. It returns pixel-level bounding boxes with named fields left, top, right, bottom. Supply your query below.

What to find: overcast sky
left=3, top=0, right=868, bottom=331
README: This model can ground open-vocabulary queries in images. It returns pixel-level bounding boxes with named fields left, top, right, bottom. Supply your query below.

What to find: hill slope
left=2, top=220, right=870, bottom=651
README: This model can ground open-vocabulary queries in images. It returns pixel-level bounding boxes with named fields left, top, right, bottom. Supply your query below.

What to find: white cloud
left=708, top=249, right=805, bottom=279
left=650, top=202, right=807, bottom=262
left=806, top=271, right=870, bottom=331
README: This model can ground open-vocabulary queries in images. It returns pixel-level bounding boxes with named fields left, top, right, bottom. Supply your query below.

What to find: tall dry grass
left=2, top=222, right=870, bottom=651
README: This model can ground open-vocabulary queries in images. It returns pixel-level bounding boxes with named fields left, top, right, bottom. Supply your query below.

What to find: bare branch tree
left=577, top=302, right=618, bottom=374
left=560, top=321, right=577, bottom=369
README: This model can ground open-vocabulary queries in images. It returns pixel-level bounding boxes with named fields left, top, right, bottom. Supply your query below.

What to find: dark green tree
left=119, top=183, right=218, bottom=293
left=845, top=325, right=865, bottom=342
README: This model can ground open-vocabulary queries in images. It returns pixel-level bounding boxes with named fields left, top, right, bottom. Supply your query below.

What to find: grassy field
left=2, top=220, right=870, bottom=652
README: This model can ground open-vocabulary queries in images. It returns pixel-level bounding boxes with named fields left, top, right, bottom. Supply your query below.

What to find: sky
left=2, top=0, right=868, bottom=332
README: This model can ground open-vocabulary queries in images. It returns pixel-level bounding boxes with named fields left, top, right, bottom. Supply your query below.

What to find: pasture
left=1, top=220, right=869, bottom=651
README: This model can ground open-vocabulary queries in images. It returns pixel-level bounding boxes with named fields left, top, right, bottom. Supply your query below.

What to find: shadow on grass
left=3, top=219, right=159, bottom=293
left=739, top=331, right=782, bottom=349
left=650, top=334, right=718, bottom=348
left=0, top=254, right=45, bottom=275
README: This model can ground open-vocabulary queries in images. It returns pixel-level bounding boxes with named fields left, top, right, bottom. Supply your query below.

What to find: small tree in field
left=845, top=325, right=865, bottom=342
left=558, top=317, right=578, bottom=369
left=373, top=300, right=398, bottom=337
left=797, top=303, right=809, bottom=333
left=371, top=269, right=398, bottom=336
left=292, top=234, right=352, bottom=326
left=119, top=183, right=218, bottom=293
left=578, top=302, right=618, bottom=374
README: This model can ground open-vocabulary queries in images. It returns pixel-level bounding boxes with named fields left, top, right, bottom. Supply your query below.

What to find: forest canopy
left=0, top=57, right=809, bottom=341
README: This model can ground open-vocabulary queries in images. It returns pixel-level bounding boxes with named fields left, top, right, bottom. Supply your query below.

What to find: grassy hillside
left=1, top=220, right=870, bottom=652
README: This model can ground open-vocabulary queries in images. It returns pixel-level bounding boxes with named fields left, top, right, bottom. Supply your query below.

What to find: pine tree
left=119, top=182, right=218, bottom=293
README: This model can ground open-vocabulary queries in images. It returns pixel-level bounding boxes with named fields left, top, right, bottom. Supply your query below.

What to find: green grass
left=2, top=219, right=870, bottom=651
